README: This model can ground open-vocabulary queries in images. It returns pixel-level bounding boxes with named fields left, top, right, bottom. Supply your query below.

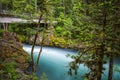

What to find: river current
left=23, top=44, right=120, bottom=80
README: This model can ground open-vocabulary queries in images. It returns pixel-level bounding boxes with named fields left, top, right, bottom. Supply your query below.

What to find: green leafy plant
left=0, top=29, right=4, bottom=36
left=3, top=62, right=19, bottom=80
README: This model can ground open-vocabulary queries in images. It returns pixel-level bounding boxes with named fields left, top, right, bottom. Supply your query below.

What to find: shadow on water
left=23, top=44, right=120, bottom=80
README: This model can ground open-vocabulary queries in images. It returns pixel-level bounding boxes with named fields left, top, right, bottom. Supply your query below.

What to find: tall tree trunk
left=97, top=2, right=107, bottom=79
left=108, top=4, right=118, bottom=79
left=34, top=27, right=45, bottom=72
left=9, top=0, right=13, bottom=10
left=35, top=0, right=37, bottom=12
left=62, top=0, right=66, bottom=16
left=108, top=53, right=114, bottom=80
left=31, top=12, right=43, bottom=72
left=0, top=3, right=2, bottom=13
left=96, top=44, right=104, bottom=80
left=31, top=0, right=46, bottom=74
left=82, top=0, right=89, bottom=15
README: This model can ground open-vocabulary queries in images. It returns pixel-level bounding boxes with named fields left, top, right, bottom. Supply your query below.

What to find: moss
left=8, top=40, right=14, bottom=44
left=11, top=53, right=18, bottom=58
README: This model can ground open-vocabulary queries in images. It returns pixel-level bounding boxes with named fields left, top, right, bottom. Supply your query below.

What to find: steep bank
left=0, top=31, right=33, bottom=80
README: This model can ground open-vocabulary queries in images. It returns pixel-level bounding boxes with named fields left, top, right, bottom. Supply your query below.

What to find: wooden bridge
left=0, top=17, right=28, bottom=23
left=0, top=13, right=51, bottom=31
left=0, top=10, right=57, bottom=30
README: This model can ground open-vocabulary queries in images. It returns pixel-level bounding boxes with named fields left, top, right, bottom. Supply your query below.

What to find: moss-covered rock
left=0, top=31, right=31, bottom=80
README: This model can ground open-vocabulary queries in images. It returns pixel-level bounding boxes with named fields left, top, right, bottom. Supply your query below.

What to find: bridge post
left=3, top=23, right=8, bottom=31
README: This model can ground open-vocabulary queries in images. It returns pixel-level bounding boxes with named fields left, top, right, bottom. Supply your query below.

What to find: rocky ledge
left=0, top=31, right=32, bottom=80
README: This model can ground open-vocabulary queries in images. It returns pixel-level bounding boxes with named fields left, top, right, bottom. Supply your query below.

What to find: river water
left=23, top=44, right=120, bottom=80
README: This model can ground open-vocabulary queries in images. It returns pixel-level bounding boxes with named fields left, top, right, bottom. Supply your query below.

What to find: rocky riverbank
left=28, top=32, right=83, bottom=50
left=0, top=31, right=34, bottom=80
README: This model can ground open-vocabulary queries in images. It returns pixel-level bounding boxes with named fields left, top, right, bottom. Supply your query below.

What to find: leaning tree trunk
left=34, top=20, right=47, bottom=72
left=30, top=1, right=44, bottom=72
left=108, top=4, right=118, bottom=79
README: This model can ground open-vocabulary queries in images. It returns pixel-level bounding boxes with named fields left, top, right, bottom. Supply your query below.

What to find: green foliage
left=84, top=78, right=88, bottom=80
left=24, top=73, right=38, bottom=80
left=24, top=4, right=34, bottom=13
left=23, top=27, right=36, bottom=35
left=18, top=35, right=26, bottom=42
left=1, top=0, right=120, bottom=80
left=0, top=29, right=4, bottom=36
left=8, top=23, right=36, bottom=42
left=55, top=13, right=73, bottom=39
left=50, top=36, right=66, bottom=48
left=3, top=62, right=19, bottom=80
left=55, top=26, right=63, bottom=36
left=0, top=0, right=10, bottom=4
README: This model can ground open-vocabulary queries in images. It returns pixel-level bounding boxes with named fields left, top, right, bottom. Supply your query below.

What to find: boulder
left=16, top=56, right=26, bottom=63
